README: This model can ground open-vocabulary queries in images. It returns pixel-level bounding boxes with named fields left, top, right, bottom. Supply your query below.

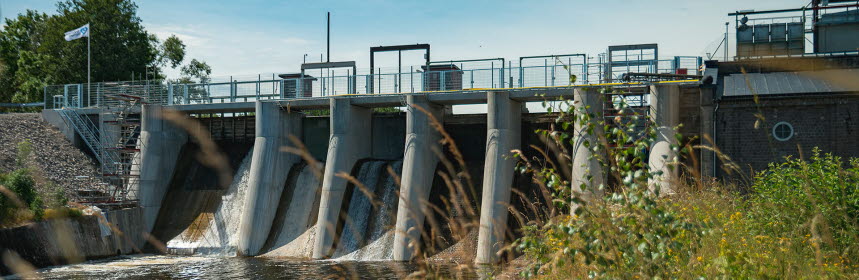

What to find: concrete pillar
left=571, top=88, right=605, bottom=214
left=312, top=98, right=372, bottom=259
left=138, top=105, right=188, bottom=234
left=237, top=101, right=302, bottom=256
left=475, top=91, right=521, bottom=264
left=392, top=95, right=444, bottom=261
left=648, top=85, right=681, bottom=195
left=699, top=86, right=716, bottom=179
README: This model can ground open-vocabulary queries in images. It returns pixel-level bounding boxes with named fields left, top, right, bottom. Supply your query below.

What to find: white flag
left=64, top=24, right=90, bottom=41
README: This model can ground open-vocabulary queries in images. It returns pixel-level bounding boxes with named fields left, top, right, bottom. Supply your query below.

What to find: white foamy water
left=165, top=148, right=254, bottom=256
left=335, top=161, right=402, bottom=261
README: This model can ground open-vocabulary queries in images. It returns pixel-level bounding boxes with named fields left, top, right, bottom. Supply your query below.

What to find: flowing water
left=25, top=159, right=502, bottom=279
left=334, top=160, right=402, bottom=261
left=165, top=148, right=255, bottom=256
left=33, top=255, right=489, bottom=279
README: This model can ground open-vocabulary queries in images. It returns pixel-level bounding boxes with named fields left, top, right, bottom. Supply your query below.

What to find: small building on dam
left=4, top=0, right=859, bottom=271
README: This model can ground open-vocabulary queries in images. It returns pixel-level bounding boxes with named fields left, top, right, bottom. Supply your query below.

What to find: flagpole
left=87, top=25, right=91, bottom=107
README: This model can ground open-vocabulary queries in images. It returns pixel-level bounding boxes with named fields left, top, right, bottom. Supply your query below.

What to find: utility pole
left=725, top=22, right=729, bottom=61
left=327, top=12, right=331, bottom=62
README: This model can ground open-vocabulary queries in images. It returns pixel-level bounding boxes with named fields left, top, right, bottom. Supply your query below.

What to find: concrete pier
left=237, top=101, right=303, bottom=256
left=392, top=95, right=444, bottom=261
left=312, top=98, right=373, bottom=259
left=138, top=105, right=188, bottom=234
left=475, top=91, right=521, bottom=264
left=571, top=87, right=605, bottom=214
left=648, top=84, right=681, bottom=195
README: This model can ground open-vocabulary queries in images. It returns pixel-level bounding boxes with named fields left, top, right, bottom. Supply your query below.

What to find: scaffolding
left=97, top=93, right=144, bottom=207
left=57, top=88, right=146, bottom=208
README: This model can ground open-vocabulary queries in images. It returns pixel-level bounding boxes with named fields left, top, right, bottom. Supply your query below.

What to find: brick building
left=704, top=56, right=859, bottom=182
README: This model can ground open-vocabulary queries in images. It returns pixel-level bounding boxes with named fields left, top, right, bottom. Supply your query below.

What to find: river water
left=34, top=255, right=490, bottom=279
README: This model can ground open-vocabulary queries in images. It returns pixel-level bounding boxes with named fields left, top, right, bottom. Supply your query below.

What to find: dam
left=41, top=48, right=706, bottom=264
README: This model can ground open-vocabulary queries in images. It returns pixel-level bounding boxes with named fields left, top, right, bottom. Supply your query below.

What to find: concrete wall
left=313, top=99, right=373, bottom=259
left=475, top=91, right=521, bottom=264
left=0, top=208, right=145, bottom=276
left=238, top=102, right=303, bottom=256
left=138, top=105, right=189, bottom=234
left=716, top=94, right=859, bottom=182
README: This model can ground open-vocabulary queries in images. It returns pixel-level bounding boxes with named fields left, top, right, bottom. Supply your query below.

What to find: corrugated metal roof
left=723, top=69, right=859, bottom=97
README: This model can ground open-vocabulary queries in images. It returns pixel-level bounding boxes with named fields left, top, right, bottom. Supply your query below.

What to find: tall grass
left=513, top=93, right=859, bottom=279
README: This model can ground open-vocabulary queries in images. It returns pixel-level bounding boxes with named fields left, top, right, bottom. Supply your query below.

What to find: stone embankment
left=0, top=113, right=104, bottom=198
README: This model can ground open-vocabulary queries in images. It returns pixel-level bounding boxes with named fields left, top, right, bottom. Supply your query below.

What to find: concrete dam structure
left=108, top=83, right=700, bottom=264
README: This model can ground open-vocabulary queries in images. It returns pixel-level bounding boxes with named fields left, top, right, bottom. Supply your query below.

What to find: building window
left=772, top=122, right=794, bottom=141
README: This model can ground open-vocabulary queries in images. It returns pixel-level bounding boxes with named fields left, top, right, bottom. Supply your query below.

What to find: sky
left=2, top=0, right=809, bottom=80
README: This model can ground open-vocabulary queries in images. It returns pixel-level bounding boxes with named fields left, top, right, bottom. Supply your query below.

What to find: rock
left=0, top=113, right=106, bottom=201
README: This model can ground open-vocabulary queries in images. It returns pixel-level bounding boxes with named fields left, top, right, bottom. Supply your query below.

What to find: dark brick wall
left=715, top=94, right=859, bottom=181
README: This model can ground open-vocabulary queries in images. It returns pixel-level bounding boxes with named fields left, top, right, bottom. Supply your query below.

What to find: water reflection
left=35, top=255, right=490, bottom=279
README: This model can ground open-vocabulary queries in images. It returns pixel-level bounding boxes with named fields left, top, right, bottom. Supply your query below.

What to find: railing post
left=440, top=71, right=446, bottom=91
left=470, top=70, right=474, bottom=89
left=296, top=78, right=302, bottom=98
left=518, top=64, right=524, bottom=88
left=544, top=59, right=548, bottom=87
left=230, top=78, right=237, bottom=102
left=43, top=86, right=47, bottom=109
left=183, top=85, right=189, bottom=104
left=77, top=84, right=82, bottom=108
left=365, top=75, right=371, bottom=94
left=410, top=66, right=414, bottom=93
left=584, top=58, right=589, bottom=84
left=491, top=62, right=495, bottom=88
left=167, top=82, right=174, bottom=105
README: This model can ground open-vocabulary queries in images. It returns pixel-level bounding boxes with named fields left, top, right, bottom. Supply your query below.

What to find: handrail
left=44, top=57, right=705, bottom=108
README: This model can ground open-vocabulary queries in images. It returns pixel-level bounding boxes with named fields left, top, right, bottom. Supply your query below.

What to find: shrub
left=516, top=94, right=705, bottom=279
left=746, top=149, right=859, bottom=259
left=43, top=207, right=83, bottom=220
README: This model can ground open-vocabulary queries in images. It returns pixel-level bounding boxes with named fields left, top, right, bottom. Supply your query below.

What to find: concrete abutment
left=237, top=101, right=303, bottom=256
left=570, top=87, right=606, bottom=214
left=648, top=84, right=681, bottom=195
left=475, top=91, right=522, bottom=264
left=138, top=104, right=188, bottom=234
left=392, top=95, right=444, bottom=261
left=312, top=98, right=373, bottom=259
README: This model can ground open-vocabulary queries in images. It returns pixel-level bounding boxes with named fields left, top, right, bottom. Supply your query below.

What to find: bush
left=514, top=90, right=859, bottom=278
left=746, top=149, right=859, bottom=260
left=0, top=168, right=42, bottom=224
left=43, top=207, right=83, bottom=220
left=516, top=95, right=706, bottom=279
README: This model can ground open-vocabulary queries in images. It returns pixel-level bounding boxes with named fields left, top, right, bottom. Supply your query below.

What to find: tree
left=158, top=35, right=185, bottom=69
left=0, top=0, right=195, bottom=107
left=39, top=0, right=159, bottom=84
left=0, top=10, right=50, bottom=106
left=180, top=59, right=212, bottom=84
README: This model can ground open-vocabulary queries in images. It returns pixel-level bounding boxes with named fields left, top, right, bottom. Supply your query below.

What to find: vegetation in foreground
left=513, top=94, right=859, bottom=279
left=0, top=140, right=81, bottom=227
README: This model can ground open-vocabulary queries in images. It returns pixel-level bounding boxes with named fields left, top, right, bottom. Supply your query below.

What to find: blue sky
left=3, top=0, right=806, bottom=79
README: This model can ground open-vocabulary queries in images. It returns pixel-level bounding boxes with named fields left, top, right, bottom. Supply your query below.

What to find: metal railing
left=45, top=55, right=702, bottom=109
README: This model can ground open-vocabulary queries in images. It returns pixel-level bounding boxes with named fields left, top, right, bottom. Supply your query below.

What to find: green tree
left=39, top=0, right=159, bottom=84
left=0, top=0, right=193, bottom=107
left=158, top=35, right=185, bottom=69
left=0, top=10, right=50, bottom=105
left=179, top=58, right=212, bottom=84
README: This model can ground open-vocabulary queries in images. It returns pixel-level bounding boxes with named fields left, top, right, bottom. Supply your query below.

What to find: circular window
left=772, top=122, right=794, bottom=141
